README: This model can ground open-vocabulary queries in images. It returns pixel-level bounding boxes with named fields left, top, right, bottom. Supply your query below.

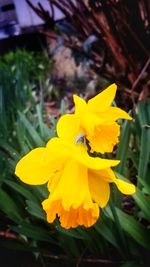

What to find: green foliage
left=0, top=49, right=150, bottom=265
left=0, top=49, right=50, bottom=112
left=0, top=99, right=149, bottom=266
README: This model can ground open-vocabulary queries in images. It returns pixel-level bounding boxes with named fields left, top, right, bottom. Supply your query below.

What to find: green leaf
left=116, top=118, right=132, bottom=175
left=26, top=200, right=46, bottom=220
left=120, top=261, right=142, bottom=267
left=4, top=180, right=38, bottom=203
left=55, top=222, right=87, bottom=240
left=128, top=149, right=139, bottom=170
left=137, top=100, right=149, bottom=127
left=11, top=223, right=57, bottom=244
left=58, top=234, right=80, bottom=257
left=105, top=206, right=150, bottom=249
left=18, top=112, right=44, bottom=147
left=137, top=176, right=150, bottom=194
left=133, top=189, right=150, bottom=221
left=0, top=139, right=20, bottom=161
left=94, top=216, right=123, bottom=254
left=15, top=121, right=30, bottom=154
left=36, top=104, right=44, bottom=138
left=0, top=188, right=23, bottom=222
left=138, top=125, right=150, bottom=182
left=31, top=185, right=48, bottom=200
left=60, top=99, right=66, bottom=115
left=0, top=238, right=39, bottom=252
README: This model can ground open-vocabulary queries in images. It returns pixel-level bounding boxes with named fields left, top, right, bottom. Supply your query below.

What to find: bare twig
left=26, top=0, right=150, bottom=102
left=131, top=57, right=150, bottom=101
left=43, top=253, right=122, bottom=265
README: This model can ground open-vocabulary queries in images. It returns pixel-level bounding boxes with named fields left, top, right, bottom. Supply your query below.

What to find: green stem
left=109, top=200, right=130, bottom=259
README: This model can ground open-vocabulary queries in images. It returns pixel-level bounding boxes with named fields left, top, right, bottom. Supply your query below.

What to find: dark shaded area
left=0, top=246, right=40, bottom=267
left=0, top=32, right=47, bottom=55
left=1, top=4, right=15, bottom=12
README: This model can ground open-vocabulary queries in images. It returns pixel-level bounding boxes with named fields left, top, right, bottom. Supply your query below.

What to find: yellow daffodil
left=57, top=84, right=132, bottom=153
left=15, top=137, right=135, bottom=229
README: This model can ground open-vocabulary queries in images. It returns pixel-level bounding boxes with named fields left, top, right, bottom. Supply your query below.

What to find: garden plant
left=0, top=1, right=150, bottom=266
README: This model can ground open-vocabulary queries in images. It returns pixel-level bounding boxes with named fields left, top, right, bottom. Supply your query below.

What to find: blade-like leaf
left=138, top=125, right=150, bottom=182
left=26, top=200, right=46, bottom=220
left=105, top=206, right=150, bottom=249
left=0, top=188, right=23, bottom=222
left=18, top=112, right=44, bottom=147
left=4, top=180, right=38, bottom=203
left=133, top=189, right=150, bottom=221
left=11, top=223, right=57, bottom=244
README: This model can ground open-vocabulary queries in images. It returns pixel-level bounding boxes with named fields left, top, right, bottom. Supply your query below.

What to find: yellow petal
left=77, top=203, right=99, bottom=228
left=73, top=143, right=120, bottom=170
left=44, top=138, right=72, bottom=189
left=47, top=169, right=63, bottom=193
left=42, top=198, right=59, bottom=223
left=102, top=170, right=136, bottom=195
left=43, top=198, right=99, bottom=229
left=73, top=94, right=87, bottom=115
left=80, top=112, right=102, bottom=136
left=100, top=107, right=132, bottom=122
left=89, top=168, right=116, bottom=183
left=57, top=114, right=81, bottom=142
left=88, top=169, right=110, bottom=208
left=15, top=148, right=50, bottom=185
left=114, top=179, right=136, bottom=195
left=49, top=159, right=92, bottom=210
left=88, top=83, right=117, bottom=112
left=88, top=122, right=120, bottom=153
left=42, top=158, right=100, bottom=228
left=46, top=137, right=71, bottom=160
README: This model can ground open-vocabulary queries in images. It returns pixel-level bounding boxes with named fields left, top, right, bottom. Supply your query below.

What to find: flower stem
left=109, top=199, right=130, bottom=259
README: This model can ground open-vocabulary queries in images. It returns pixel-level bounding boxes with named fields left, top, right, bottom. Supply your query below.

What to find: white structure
left=0, top=0, right=64, bottom=39
left=14, top=0, right=64, bottom=27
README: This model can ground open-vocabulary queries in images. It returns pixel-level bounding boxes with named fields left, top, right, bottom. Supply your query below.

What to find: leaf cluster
left=0, top=50, right=150, bottom=266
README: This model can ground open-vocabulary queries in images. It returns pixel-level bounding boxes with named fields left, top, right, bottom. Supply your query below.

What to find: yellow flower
left=57, top=84, right=132, bottom=153
left=15, top=137, right=135, bottom=229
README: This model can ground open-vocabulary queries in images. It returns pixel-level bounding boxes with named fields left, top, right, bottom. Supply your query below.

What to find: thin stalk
left=109, top=195, right=130, bottom=259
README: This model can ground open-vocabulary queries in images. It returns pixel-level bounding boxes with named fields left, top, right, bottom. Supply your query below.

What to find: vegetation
left=0, top=48, right=149, bottom=266
left=0, top=0, right=150, bottom=267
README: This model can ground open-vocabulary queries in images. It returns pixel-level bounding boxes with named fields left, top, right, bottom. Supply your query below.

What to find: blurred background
left=0, top=1, right=150, bottom=266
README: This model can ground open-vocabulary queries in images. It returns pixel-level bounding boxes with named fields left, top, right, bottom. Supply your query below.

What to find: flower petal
left=15, top=148, right=50, bottom=185
left=47, top=169, right=63, bottom=193
left=88, top=122, right=120, bottom=153
left=88, top=83, right=117, bottom=112
left=100, top=107, right=132, bottom=122
left=42, top=158, right=100, bottom=228
left=73, top=94, right=87, bottom=115
left=43, top=198, right=99, bottom=229
left=99, top=169, right=136, bottom=195
left=73, top=143, right=120, bottom=170
left=46, top=137, right=71, bottom=160
left=114, top=179, right=136, bottom=195
left=77, top=203, right=99, bottom=228
left=81, top=112, right=102, bottom=136
left=90, top=168, right=116, bottom=183
left=57, top=114, right=81, bottom=142
left=49, top=159, right=92, bottom=210
left=88, top=169, right=110, bottom=208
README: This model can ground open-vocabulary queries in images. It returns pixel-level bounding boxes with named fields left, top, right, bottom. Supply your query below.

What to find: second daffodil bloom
left=15, top=137, right=135, bottom=229
left=57, top=84, right=132, bottom=153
